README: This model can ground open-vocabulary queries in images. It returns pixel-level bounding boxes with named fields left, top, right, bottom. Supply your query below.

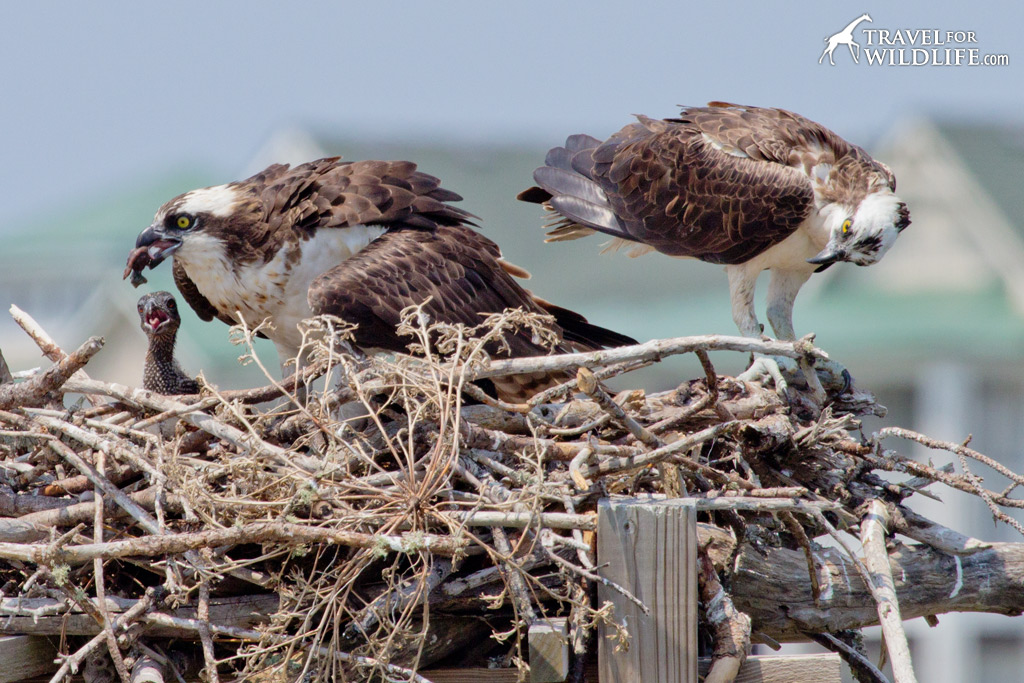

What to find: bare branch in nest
left=698, top=547, right=751, bottom=683
left=0, top=522, right=466, bottom=565
left=471, top=333, right=828, bottom=381
left=860, top=500, right=917, bottom=683
left=582, top=421, right=737, bottom=479
left=729, top=532, right=1024, bottom=641
left=651, top=349, right=732, bottom=434
left=528, top=358, right=656, bottom=407
left=0, top=336, right=103, bottom=409
left=876, top=427, right=1024, bottom=537
left=14, top=487, right=179, bottom=537
left=130, top=656, right=168, bottom=683
left=781, top=510, right=821, bottom=605
left=877, top=427, right=1024, bottom=491
left=197, top=581, right=219, bottom=683
left=141, top=613, right=434, bottom=683
left=212, top=359, right=329, bottom=405
left=892, top=507, right=991, bottom=555
left=48, top=587, right=163, bottom=683
left=61, top=376, right=321, bottom=473
left=576, top=367, right=661, bottom=448
left=0, top=594, right=278, bottom=637
left=10, top=305, right=76, bottom=365
left=10, top=304, right=104, bottom=407
left=807, top=632, right=889, bottom=683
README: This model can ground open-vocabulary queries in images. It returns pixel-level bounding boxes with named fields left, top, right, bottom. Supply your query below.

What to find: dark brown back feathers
left=520, top=103, right=896, bottom=265
left=307, top=224, right=635, bottom=358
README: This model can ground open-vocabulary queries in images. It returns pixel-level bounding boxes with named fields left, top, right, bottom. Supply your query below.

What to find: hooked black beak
left=135, top=224, right=182, bottom=264
left=807, top=245, right=848, bottom=273
left=807, top=245, right=847, bottom=266
left=125, top=225, right=183, bottom=287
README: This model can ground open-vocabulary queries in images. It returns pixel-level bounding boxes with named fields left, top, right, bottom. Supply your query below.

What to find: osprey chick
left=125, top=157, right=634, bottom=401
left=519, top=102, right=910, bottom=394
left=138, top=291, right=199, bottom=395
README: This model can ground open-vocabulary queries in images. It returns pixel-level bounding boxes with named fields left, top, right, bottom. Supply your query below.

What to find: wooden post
left=597, top=496, right=697, bottom=683
left=0, top=635, right=59, bottom=682
left=529, top=617, right=569, bottom=682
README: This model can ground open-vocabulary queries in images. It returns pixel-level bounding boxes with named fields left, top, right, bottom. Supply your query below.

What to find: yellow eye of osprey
left=841, top=219, right=852, bottom=234
left=176, top=215, right=192, bottom=229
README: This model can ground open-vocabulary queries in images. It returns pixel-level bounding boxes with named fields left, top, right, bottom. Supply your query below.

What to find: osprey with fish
left=125, top=157, right=635, bottom=401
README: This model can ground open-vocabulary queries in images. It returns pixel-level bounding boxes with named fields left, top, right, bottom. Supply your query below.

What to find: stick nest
left=0, top=305, right=1021, bottom=683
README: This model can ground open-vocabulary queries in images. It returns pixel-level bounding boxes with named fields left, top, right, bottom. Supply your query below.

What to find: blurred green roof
left=936, top=122, right=1024, bottom=238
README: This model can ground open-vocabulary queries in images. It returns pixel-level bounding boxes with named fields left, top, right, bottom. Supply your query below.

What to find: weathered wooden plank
left=597, top=496, right=697, bottom=683
left=0, top=635, right=59, bottom=683
left=529, top=617, right=569, bottom=682
left=422, top=654, right=842, bottom=682
left=700, top=653, right=842, bottom=682
left=422, top=669, right=521, bottom=683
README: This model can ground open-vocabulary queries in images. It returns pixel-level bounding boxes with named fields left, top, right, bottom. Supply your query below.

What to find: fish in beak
left=123, top=225, right=182, bottom=287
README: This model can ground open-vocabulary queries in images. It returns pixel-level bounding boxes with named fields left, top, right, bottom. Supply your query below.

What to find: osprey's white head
left=809, top=192, right=911, bottom=268
left=129, top=184, right=250, bottom=269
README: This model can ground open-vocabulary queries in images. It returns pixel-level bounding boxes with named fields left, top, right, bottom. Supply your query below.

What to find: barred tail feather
left=549, top=195, right=629, bottom=239
left=533, top=166, right=609, bottom=207
left=521, top=133, right=638, bottom=245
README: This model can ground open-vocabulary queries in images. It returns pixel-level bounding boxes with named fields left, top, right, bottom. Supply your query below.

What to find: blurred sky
left=0, top=0, right=1020, bottom=233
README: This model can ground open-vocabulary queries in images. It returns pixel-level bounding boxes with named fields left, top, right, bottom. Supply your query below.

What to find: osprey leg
left=767, top=269, right=856, bottom=397
left=727, top=266, right=794, bottom=394
left=728, top=266, right=829, bottom=401
left=766, top=270, right=826, bottom=400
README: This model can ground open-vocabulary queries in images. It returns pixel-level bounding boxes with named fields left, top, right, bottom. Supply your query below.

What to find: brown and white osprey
left=125, top=157, right=634, bottom=400
left=519, top=102, right=910, bottom=392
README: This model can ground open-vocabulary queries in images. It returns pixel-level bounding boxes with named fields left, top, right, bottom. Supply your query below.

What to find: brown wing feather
left=165, top=156, right=479, bottom=334
left=249, top=157, right=477, bottom=243
left=589, top=110, right=817, bottom=263
left=307, top=225, right=631, bottom=357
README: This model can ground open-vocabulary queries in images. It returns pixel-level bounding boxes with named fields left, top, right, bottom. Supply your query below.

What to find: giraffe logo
left=819, top=13, right=873, bottom=65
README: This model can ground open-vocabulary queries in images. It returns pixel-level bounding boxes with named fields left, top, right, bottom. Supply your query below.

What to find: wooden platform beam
left=0, top=635, right=58, bottom=682
left=423, top=653, right=843, bottom=682
left=529, top=617, right=569, bottom=682
left=597, top=496, right=698, bottom=683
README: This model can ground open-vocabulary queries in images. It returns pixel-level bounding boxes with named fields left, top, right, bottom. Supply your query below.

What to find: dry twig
left=860, top=501, right=917, bottom=683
